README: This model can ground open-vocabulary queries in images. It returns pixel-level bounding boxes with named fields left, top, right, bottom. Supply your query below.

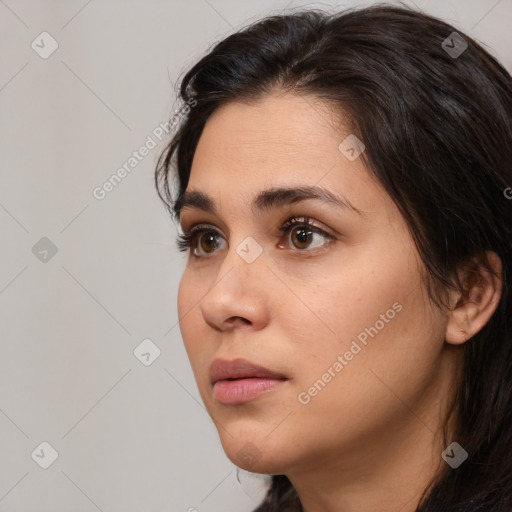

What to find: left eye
left=280, top=221, right=332, bottom=250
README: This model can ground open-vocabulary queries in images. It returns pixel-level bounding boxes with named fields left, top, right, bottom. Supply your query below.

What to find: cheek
left=176, top=271, right=191, bottom=326
left=280, top=252, right=413, bottom=366
left=290, top=270, right=445, bottom=437
left=288, top=247, right=442, bottom=407
left=176, top=271, right=209, bottom=370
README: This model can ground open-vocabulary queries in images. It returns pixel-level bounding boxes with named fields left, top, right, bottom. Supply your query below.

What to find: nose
left=199, top=243, right=271, bottom=333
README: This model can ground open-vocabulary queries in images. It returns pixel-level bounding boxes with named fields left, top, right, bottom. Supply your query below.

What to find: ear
left=445, top=251, right=502, bottom=345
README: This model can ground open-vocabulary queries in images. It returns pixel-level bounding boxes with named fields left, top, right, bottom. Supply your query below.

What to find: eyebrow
left=173, top=185, right=360, bottom=220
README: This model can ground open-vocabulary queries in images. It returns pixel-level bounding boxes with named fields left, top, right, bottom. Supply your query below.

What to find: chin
left=215, top=425, right=295, bottom=474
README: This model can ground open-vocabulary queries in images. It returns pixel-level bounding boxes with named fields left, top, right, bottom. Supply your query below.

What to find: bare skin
left=175, top=92, right=502, bottom=512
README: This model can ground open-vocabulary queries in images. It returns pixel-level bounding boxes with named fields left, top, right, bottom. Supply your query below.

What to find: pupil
left=295, top=228, right=312, bottom=248
left=201, top=233, right=217, bottom=252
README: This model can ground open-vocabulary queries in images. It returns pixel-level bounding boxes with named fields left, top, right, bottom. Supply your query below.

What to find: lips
left=209, top=358, right=287, bottom=405
left=209, top=358, right=286, bottom=384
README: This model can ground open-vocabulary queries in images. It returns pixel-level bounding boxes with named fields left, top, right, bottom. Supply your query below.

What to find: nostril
left=226, top=316, right=251, bottom=326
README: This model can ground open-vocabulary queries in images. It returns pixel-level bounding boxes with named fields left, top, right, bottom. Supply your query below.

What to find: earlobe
left=444, top=251, right=502, bottom=346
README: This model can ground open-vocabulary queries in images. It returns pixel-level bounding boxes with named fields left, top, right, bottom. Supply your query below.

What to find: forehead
left=185, top=92, right=387, bottom=220
left=193, top=93, right=344, bottom=168
left=190, top=93, right=352, bottom=182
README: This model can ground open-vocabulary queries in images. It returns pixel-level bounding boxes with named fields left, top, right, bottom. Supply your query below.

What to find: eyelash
left=176, top=216, right=333, bottom=255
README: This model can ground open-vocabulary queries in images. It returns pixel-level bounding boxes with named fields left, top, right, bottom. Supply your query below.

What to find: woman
left=155, top=5, right=512, bottom=511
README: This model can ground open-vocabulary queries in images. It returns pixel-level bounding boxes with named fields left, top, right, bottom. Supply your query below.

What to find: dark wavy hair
left=155, top=4, right=512, bottom=511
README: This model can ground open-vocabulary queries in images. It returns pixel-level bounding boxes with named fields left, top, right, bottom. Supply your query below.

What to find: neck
left=288, top=349, right=461, bottom=512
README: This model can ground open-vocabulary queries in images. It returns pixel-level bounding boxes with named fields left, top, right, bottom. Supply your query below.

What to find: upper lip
left=209, top=358, right=287, bottom=385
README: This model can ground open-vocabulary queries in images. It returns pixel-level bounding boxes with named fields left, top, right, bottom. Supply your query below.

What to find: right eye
left=176, top=225, right=227, bottom=257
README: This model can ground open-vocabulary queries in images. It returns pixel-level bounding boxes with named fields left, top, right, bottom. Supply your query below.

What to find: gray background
left=1, top=0, right=510, bottom=510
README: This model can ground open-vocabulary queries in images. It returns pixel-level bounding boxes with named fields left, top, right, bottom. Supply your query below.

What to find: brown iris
left=291, top=226, right=314, bottom=250
left=199, top=232, right=220, bottom=254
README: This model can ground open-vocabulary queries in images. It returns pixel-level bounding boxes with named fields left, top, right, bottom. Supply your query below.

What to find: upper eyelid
left=179, top=219, right=226, bottom=236
left=180, top=217, right=330, bottom=236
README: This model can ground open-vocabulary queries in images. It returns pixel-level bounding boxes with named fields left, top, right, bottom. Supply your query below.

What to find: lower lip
left=213, top=377, right=286, bottom=405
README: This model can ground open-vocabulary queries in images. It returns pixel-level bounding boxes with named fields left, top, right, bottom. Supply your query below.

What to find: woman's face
left=176, top=92, right=457, bottom=476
